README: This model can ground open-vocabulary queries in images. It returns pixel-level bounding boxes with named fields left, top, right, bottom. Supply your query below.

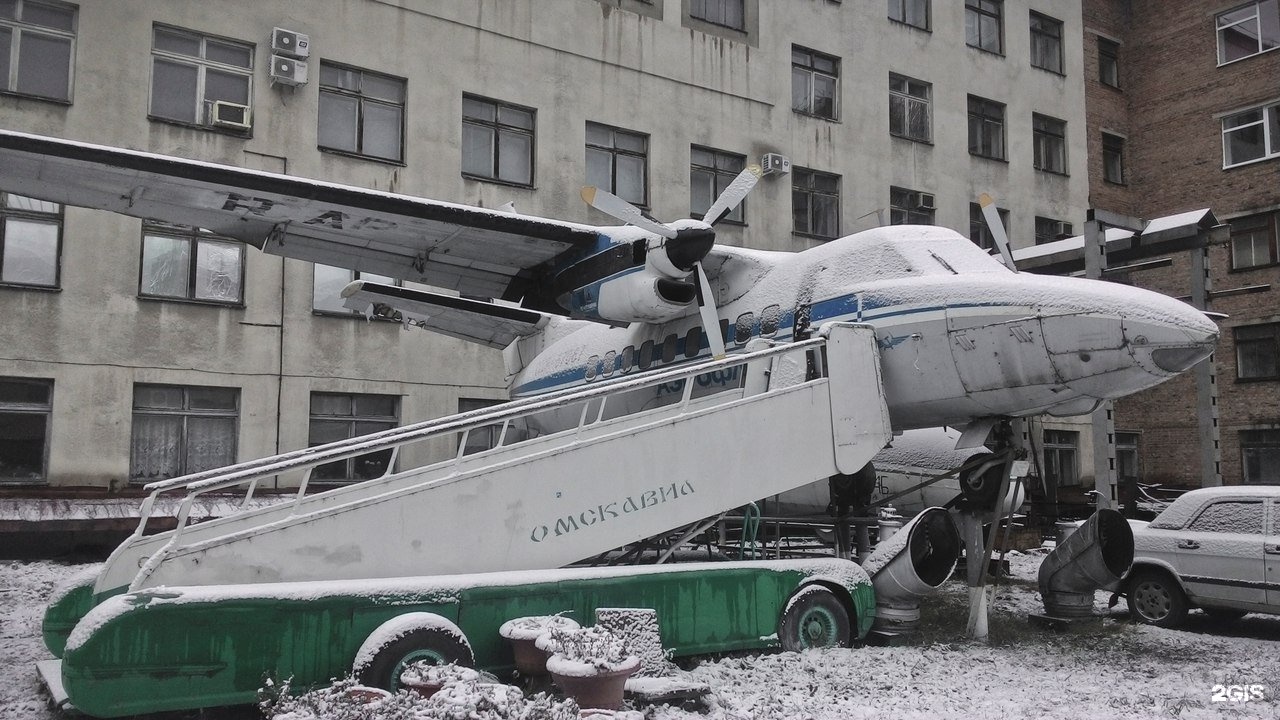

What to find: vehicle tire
left=1203, top=607, right=1247, bottom=622
left=355, top=625, right=475, bottom=692
left=958, top=453, right=1002, bottom=505
left=1126, top=570, right=1189, bottom=628
left=778, top=585, right=850, bottom=651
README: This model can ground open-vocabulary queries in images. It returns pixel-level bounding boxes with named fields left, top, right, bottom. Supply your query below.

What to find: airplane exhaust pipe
left=1037, top=509, right=1133, bottom=618
left=860, top=507, right=961, bottom=632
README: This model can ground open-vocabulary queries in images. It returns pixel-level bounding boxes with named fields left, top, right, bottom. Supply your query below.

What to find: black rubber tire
left=1203, top=607, right=1247, bottom=622
left=778, top=586, right=851, bottom=651
left=356, top=626, right=475, bottom=692
left=958, top=453, right=1002, bottom=505
left=1126, top=570, right=1189, bottom=628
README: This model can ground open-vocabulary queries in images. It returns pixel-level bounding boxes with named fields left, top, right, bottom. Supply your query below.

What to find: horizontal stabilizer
left=341, top=282, right=550, bottom=349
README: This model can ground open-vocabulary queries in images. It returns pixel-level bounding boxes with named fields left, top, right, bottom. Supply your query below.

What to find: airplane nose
left=1125, top=300, right=1219, bottom=377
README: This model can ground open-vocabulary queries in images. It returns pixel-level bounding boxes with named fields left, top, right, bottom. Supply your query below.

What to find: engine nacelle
left=596, top=270, right=696, bottom=323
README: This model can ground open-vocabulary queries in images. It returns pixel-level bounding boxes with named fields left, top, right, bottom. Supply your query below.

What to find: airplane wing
left=0, top=130, right=603, bottom=303
left=340, top=281, right=552, bottom=349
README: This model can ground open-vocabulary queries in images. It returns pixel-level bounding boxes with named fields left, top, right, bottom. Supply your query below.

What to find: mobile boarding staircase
left=87, top=323, right=891, bottom=600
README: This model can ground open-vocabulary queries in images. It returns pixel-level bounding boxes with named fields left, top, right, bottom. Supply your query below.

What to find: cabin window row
left=583, top=305, right=783, bottom=380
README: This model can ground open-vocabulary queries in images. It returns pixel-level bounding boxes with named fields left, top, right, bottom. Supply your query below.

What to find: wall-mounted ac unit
left=1053, top=221, right=1073, bottom=238
left=210, top=101, right=251, bottom=130
left=269, top=55, right=308, bottom=86
left=760, top=152, right=791, bottom=176
left=914, top=192, right=936, bottom=211
left=271, top=27, right=310, bottom=59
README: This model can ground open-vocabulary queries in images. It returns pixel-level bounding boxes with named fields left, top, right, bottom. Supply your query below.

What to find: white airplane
left=0, top=130, right=1218, bottom=505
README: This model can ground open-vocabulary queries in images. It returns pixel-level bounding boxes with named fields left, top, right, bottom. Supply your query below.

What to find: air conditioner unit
left=271, top=27, right=310, bottom=59
left=269, top=55, right=308, bottom=86
left=760, top=153, right=791, bottom=176
left=914, top=192, right=936, bottom=211
left=210, top=101, right=251, bottom=130
left=1053, top=221, right=1073, bottom=238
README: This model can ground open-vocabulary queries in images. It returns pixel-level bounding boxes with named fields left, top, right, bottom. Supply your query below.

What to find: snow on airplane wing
left=0, top=129, right=603, bottom=301
left=340, top=281, right=552, bottom=349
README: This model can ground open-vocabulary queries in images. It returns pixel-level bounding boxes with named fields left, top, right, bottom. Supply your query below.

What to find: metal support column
left=1190, top=239, right=1222, bottom=487
left=1084, top=217, right=1117, bottom=510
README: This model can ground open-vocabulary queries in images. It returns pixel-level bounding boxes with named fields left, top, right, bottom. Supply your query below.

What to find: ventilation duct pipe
left=860, top=507, right=961, bottom=632
left=1038, top=509, right=1134, bottom=618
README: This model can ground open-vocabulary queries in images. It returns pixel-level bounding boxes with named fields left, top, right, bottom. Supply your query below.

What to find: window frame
left=0, top=192, right=62, bottom=289
left=0, top=377, right=52, bottom=484
left=1240, top=428, right=1280, bottom=484
left=1098, top=37, right=1120, bottom=88
left=138, top=223, right=246, bottom=306
left=317, top=61, right=407, bottom=164
left=148, top=24, right=253, bottom=132
left=690, top=146, right=747, bottom=224
left=461, top=94, right=536, bottom=188
left=1043, top=429, right=1080, bottom=487
left=129, top=383, right=239, bottom=485
left=968, top=202, right=1008, bottom=250
left=0, top=0, right=76, bottom=103
left=1029, top=11, right=1064, bottom=74
left=689, top=0, right=745, bottom=31
left=307, top=391, right=400, bottom=484
left=889, top=186, right=935, bottom=226
left=1033, top=113, right=1068, bottom=175
left=1228, top=211, right=1279, bottom=270
left=967, top=95, right=1006, bottom=160
left=1216, top=0, right=1280, bottom=66
left=585, top=121, right=650, bottom=208
left=1188, top=499, right=1265, bottom=533
left=791, top=45, right=840, bottom=121
left=889, top=74, right=932, bottom=143
left=888, top=0, right=930, bottom=31
left=791, top=167, right=841, bottom=240
left=1235, top=322, right=1280, bottom=381
left=1102, top=132, right=1125, bottom=185
left=1034, top=216, right=1074, bottom=245
left=312, top=264, right=402, bottom=316
left=1221, top=102, right=1280, bottom=169
left=965, top=0, right=1004, bottom=55
left=458, top=397, right=504, bottom=455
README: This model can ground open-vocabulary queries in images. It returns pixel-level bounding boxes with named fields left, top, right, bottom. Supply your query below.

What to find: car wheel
left=779, top=585, right=850, bottom=651
left=355, top=625, right=474, bottom=692
left=1202, top=607, right=1247, bottom=622
left=1127, top=570, right=1188, bottom=628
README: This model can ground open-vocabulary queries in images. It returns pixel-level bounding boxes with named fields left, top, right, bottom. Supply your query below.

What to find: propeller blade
left=702, top=164, right=763, bottom=226
left=580, top=186, right=677, bottom=239
left=694, top=261, right=726, bottom=359
left=978, top=193, right=1018, bottom=273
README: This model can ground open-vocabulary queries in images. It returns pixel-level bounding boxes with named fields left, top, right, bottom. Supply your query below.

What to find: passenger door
left=1174, top=499, right=1267, bottom=608
left=1267, top=498, right=1280, bottom=608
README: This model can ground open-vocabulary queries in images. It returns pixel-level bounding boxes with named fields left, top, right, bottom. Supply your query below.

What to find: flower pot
left=547, top=656, right=639, bottom=711
left=509, top=636, right=552, bottom=675
left=342, top=686, right=391, bottom=704
left=499, top=615, right=581, bottom=675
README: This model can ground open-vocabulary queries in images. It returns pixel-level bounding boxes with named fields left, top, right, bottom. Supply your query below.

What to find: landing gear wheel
left=779, top=586, right=850, bottom=651
left=355, top=625, right=475, bottom=692
left=958, top=453, right=1003, bottom=505
left=1127, top=570, right=1188, bottom=628
left=1203, top=607, right=1247, bottom=622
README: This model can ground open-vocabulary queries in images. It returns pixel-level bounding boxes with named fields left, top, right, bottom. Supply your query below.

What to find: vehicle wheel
left=779, top=585, right=850, bottom=651
left=355, top=625, right=475, bottom=692
left=1203, top=607, right=1247, bottom=622
left=958, top=453, right=1002, bottom=505
left=1126, top=570, right=1188, bottom=628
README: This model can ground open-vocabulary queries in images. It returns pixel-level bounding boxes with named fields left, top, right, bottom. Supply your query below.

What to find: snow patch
left=352, top=613, right=467, bottom=672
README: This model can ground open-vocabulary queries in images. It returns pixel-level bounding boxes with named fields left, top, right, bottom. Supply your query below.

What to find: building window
left=888, top=0, right=930, bottom=30
left=690, top=147, right=746, bottom=223
left=889, top=74, right=931, bottom=143
left=0, top=0, right=75, bottom=102
left=140, top=224, right=244, bottom=304
left=1217, top=1, right=1280, bottom=65
left=1102, top=132, right=1125, bottom=184
left=1241, top=428, right=1280, bottom=483
left=130, top=384, right=238, bottom=484
left=149, top=26, right=252, bottom=129
left=969, top=202, right=1008, bottom=250
left=586, top=122, right=648, bottom=207
left=0, top=378, right=51, bottom=483
left=889, top=186, right=934, bottom=225
left=1098, top=37, right=1120, bottom=87
left=1029, top=12, right=1063, bottom=73
left=1, top=192, right=60, bottom=288
left=309, top=393, right=398, bottom=482
left=792, top=168, right=840, bottom=239
left=1235, top=322, right=1280, bottom=380
left=313, top=265, right=399, bottom=315
left=1115, top=431, right=1140, bottom=484
left=1033, top=113, right=1068, bottom=174
left=1035, top=216, right=1073, bottom=245
left=1043, top=429, right=1079, bottom=487
left=690, top=0, right=744, bottom=30
left=965, top=0, right=1003, bottom=55
left=791, top=46, right=839, bottom=120
left=1229, top=212, right=1278, bottom=269
left=461, top=95, right=534, bottom=187
left=318, top=62, right=405, bottom=163
left=967, top=95, right=1005, bottom=160
left=1221, top=102, right=1279, bottom=168
left=459, top=397, right=504, bottom=455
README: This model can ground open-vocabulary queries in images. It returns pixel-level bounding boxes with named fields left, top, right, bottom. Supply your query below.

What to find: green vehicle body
left=44, top=559, right=874, bottom=718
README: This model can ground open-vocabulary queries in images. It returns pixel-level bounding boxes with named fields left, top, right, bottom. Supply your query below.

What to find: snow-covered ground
left=3, top=551, right=1278, bottom=719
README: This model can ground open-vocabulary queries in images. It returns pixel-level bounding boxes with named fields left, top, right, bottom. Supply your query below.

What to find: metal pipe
left=860, top=507, right=961, bottom=632
left=1037, top=509, right=1133, bottom=617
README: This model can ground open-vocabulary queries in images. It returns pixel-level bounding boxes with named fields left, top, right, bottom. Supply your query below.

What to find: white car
left=1123, top=486, right=1280, bottom=627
